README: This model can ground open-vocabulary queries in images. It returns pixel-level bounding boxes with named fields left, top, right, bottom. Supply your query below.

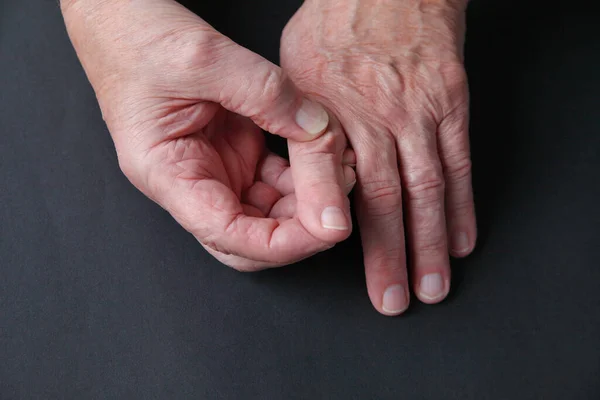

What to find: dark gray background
left=1, top=0, right=599, bottom=398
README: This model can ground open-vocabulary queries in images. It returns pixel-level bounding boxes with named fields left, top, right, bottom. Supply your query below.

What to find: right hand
left=281, top=0, right=475, bottom=314
left=61, top=0, right=356, bottom=269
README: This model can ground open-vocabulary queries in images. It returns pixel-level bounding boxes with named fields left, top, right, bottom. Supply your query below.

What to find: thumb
left=202, top=36, right=329, bottom=141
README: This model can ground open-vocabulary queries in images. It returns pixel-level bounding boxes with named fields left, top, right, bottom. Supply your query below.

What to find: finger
left=242, top=204, right=265, bottom=218
left=343, top=165, right=357, bottom=195
left=210, top=111, right=265, bottom=198
left=342, top=148, right=357, bottom=166
left=352, top=127, right=409, bottom=316
left=269, top=194, right=297, bottom=219
left=163, top=177, right=330, bottom=264
left=256, top=153, right=295, bottom=195
left=257, top=150, right=355, bottom=196
left=438, top=106, right=476, bottom=258
left=269, top=165, right=356, bottom=218
left=398, top=121, right=451, bottom=304
left=202, top=35, right=329, bottom=141
left=288, top=116, right=352, bottom=243
left=242, top=181, right=282, bottom=216
left=202, top=240, right=331, bottom=272
left=202, top=244, right=287, bottom=271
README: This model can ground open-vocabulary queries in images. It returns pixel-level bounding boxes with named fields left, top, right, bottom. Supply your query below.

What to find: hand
left=61, top=0, right=356, bottom=269
left=282, top=0, right=476, bottom=314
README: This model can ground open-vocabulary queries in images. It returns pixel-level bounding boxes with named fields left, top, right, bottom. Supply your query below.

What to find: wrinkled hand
left=61, top=0, right=357, bottom=269
left=282, top=0, right=476, bottom=314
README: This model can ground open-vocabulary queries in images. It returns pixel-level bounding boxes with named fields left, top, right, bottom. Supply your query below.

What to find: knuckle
left=175, top=29, right=231, bottom=72
left=292, top=130, right=343, bottom=158
left=293, top=150, right=337, bottom=175
left=448, top=199, right=473, bottom=218
left=444, top=157, right=472, bottom=182
left=360, top=180, right=403, bottom=217
left=303, top=180, right=342, bottom=200
left=320, top=129, right=345, bottom=153
left=339, top=61, right=407, bottom=125
left=366, top=248, right=406, bottom=275
left=404, top=168, right=445, bottom=205
left=242, top=66, right=287, bottom=130
left=256, top=66, right=286, bottom=107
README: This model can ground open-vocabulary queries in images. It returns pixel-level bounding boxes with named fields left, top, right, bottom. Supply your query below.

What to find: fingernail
left=320, top=206, right=349, bottom=230
left=382, top=285, right=408, bottom=315
left=344, top=182, right=356, bottom=195
left=343, top=167, right=357, bottom=190
left=342, top=151, right=356, bottom=166
left=296, top=99, right=329, bottom=136
left=452, top=231, right=470, bottom=253
left=419, top=273, right=446, bottom=301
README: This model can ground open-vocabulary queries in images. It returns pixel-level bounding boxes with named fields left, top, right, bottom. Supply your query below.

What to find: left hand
left=282, top=0, right=476, bottom=315
left=61, top=0, right=357, bottom=270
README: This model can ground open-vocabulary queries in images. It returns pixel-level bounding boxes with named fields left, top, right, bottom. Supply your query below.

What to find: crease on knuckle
left=243, top=66, right=287, bottom=131
left=444, top=157, right=472, bottom=183
left=404, top=171, right=445, bottom=207
left=255, top=66, right=286, bottom=111
left=448, top=200, right=473, bottom=218
left=366, top=248, right=406, bottom=275
left=293, top=130, right=341, bottom=157
left=303, top=180, right=342, bottom=198
left=361, top=180, right=402, bottom=217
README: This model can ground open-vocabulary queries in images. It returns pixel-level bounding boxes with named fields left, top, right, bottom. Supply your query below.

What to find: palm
left=147, top=104, right=310, bottom=269
left=166, top=106, right=297, bottom=218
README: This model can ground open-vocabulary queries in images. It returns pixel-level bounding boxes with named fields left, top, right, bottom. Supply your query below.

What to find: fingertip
left=448, top=226, right=477, bottom=258
left=304, top=203, right=354, bottom=244
left=379, top=284, right=410, bottom=316
left=415, top=272, right=450, bottom=304
left=295, top=201, right=352, bottom=244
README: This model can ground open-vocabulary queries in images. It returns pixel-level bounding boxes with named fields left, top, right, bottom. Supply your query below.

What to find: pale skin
left=61, top=0, right=475, bottom=316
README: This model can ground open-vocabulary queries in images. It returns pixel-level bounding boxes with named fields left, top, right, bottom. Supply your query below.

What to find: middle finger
left=396, top=120, right=451, bottom=304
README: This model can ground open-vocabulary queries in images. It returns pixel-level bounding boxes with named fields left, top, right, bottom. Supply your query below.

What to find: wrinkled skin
left=61, top=0, right=357, bottom=270
left=283, top=0, right=476, bottom=314
left=62, top=0, right=476, bottom=316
